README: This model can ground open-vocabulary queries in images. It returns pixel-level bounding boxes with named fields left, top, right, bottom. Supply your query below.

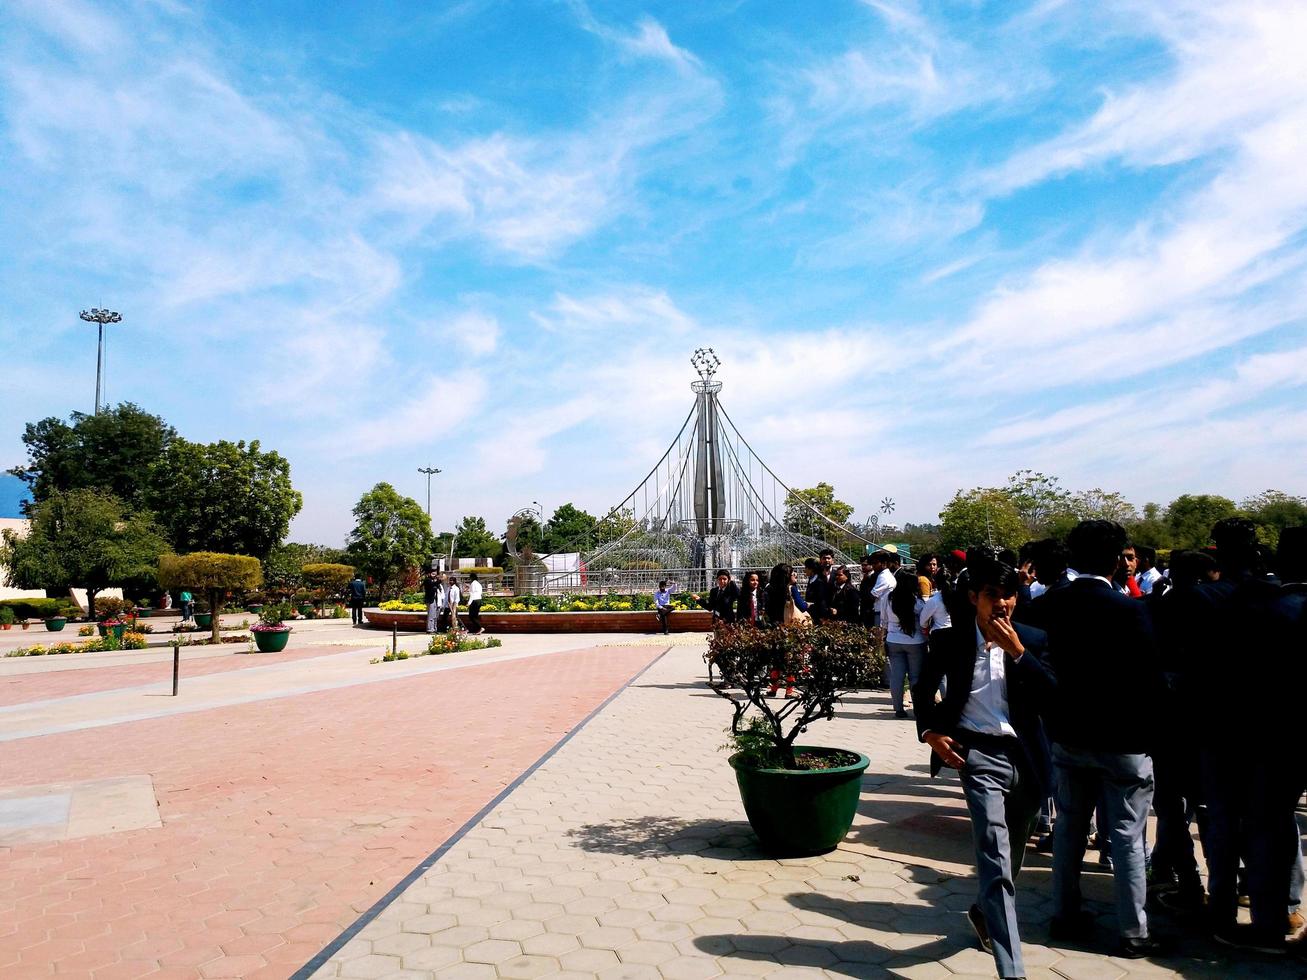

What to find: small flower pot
left=254, top=627, right=291, bottom=652
left=247, top=604, right=264, bottom=614
left=0, top=623, right=10, bottom=631
left=98, top=624, right=127, bottom=641
left=194, top=613, right=213, bottom=628
left=298, top=604, right=314, bottom=617
left=45, top=617, right=67, bottom=632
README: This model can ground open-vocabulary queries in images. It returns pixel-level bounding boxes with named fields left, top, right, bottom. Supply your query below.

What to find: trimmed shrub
left=0, top=598, right=75, bottom=620
left=159, top=552, right=262, bottom=643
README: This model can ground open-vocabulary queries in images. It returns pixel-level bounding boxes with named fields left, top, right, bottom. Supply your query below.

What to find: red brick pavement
left=0, top=643, right=664, bottom=979
left=0, top=644, right=363, bottom=708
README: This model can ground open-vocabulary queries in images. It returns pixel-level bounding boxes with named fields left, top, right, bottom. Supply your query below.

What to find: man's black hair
left=658, top=579, right=667, bottom=589
left=1135, top=545, right=1156, bottom=565
left=1029, top=538, right=1070, bottom=584
left=803, top=557, right=819, bottom=571
left=819, top=547, right=835, bottom=559
left=996, top=548, right=1019, bottom=567
left=965, top=545, right=997, bottom=567
left=1211, top=517, right=1259, bottom=575
left=967, top=557, right=1019, bottom=595
left=1067, top=520, right=1128, bottom=578
left=715, top=568, right=731, bottom=579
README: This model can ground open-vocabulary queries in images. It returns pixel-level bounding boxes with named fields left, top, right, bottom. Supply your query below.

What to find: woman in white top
left=466, top=573, right=485, bottom=634
left=447, top=576, right=462, bottom=631
left=884, top=570, right=926, bottom=719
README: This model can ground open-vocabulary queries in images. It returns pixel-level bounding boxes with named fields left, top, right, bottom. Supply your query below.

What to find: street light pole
left=417, top=466, right=442, bottom=517
left=79, top=308, right=122, bottom=414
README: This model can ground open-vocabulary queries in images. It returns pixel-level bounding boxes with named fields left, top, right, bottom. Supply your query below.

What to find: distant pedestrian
left=447, top=576, right=462, bottom=631
left=466, top=573, right=484, bottom=634
left=885, top=570, right=926, bottom=719
left=179, top=589, right=194, bottom=623
left=348, top=573, right=366, bottom=626
left=423, top=571, right=441, bottom=634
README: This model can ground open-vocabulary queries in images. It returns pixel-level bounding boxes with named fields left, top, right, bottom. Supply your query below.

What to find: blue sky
left=2, top=0, right=1305, bottom=545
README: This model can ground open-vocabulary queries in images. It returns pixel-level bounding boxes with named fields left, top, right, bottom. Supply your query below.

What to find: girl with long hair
left=885, top=569, right=926, bottom=718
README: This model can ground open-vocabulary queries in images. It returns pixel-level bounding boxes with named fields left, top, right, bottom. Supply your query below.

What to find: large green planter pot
left=194, top=613, right=213, bottom=628
left=253, top=628, right=291, bottom=652
left=729, top=746, right=869, bottom=856
left=247, top=604, right=264, bottom=614
left=45, top=617, right=68, bottom=632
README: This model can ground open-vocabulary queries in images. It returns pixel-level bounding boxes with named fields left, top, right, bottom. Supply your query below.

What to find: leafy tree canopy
left=452, top=515, right=501, bottom=559
left=346, top=482, right=432, bottom=598
left=145, top=439, right=302, bottom=559
left=1242, top=490, right=1307, bottom=547
left=783, top=483, right=855, bottom=543
left=0, top=489, right=167, bottom=618
left=543, top=503, right=597, bottom=553
left=938, top=489, right=1028, bottom=553
left=158, top=551, right=262, bottom=642
left=8, top=403, right=176, bottom=510
left=1164, top=494, right=1239, bottom=550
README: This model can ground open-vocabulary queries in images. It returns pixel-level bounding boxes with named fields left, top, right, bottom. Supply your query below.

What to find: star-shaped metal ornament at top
left=691, top=347, right=721, bottom=381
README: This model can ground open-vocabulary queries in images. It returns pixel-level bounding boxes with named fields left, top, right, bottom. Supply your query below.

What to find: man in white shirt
left=466, top=573, right=485, bottom=634
left=446, top=576, right=462, bottom=631
left=1135, top=547, right=1161, bottom=595
left=913, top=559, right=1054, bottom=980
left=870, top=550, right=897, bottom=627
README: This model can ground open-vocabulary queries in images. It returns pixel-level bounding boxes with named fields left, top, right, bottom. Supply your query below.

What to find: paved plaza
left=1, top=625, right=1302, bottom=979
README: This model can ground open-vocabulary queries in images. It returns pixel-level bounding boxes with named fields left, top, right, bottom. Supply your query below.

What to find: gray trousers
left=960, top=742, right=1041, bottom=979
left=426, top=602, right=441, bottom=632
left=1051, top=744, right=1153, bottom=938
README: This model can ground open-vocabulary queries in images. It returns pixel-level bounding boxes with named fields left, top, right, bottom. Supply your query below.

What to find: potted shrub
left=1, top=607, right=15, bottom=630
left=45, top=614, right=68, bottom=632
left=97, top=617, right=128, bottom=641
left=708, top=622, right=885, bottom=856
left=251, top=602, right=292, bottom=652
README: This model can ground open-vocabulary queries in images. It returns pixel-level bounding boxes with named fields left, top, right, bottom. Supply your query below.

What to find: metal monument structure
left=510, top=351, right=887, bottom=593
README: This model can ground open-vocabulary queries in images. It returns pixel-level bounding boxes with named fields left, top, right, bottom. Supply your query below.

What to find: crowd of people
left=419, top=570, right=486, bottom=634
left=690, top=519, right=1307, bottom=977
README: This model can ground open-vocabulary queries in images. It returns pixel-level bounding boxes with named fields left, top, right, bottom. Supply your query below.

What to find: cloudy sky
left=2, top=0, right=1305, bottom=545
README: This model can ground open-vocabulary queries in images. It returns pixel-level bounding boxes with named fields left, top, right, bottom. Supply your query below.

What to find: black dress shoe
left=1117, top=935, right=1168, bottom=958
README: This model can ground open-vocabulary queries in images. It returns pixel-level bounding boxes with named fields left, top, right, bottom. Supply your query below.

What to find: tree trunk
left=210, top=588, right=221, bottom=644
left=87, top=587, right=99, bottom=622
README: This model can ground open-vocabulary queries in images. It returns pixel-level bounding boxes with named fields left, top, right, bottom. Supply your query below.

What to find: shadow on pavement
left=566, top=814, right=775, bottom=861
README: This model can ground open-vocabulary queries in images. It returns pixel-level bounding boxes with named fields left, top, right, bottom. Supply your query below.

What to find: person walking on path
left=914, top=558, right=1054, bottom=980
left=348, top=573, right=366, bottom=627
left=423, top=571, right=441, bottom=634
left=885, top=570, right=926, bottom=719
left=466, top=573, right=484, bottom=634
left=179, top=589, right=194, bottom=624
left=1034, top=520, right=1166, bottom=959
left=446, top=576, right=462, bottom=632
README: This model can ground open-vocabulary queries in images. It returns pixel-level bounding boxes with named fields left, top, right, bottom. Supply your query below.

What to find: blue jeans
left=886, top=641, right=924, bottom=713
left=1051, top=744, right=1153, bottom=938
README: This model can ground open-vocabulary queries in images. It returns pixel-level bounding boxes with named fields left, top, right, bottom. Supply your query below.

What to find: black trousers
left=467, top=600, right=482, bottom=633
left=656, top=607, right=670, bottom=633
left=350, top=601, right=364, bottom=625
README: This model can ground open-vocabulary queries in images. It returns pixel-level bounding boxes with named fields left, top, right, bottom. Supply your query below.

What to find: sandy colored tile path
left=316, top=643, right=1306, bottom=980
left=0, top=643, right=666, bottom=979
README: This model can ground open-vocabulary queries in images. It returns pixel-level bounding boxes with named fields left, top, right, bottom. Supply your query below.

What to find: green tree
left=783, top=483, right=855, bottom=543
left=1165, top=494, right=1239, bottom=549
left=301, top=563, right=356, bottom=606
left=1125, top=502, right=1172, bottom=549
left=0, top=489, right=168, bottom=619
left=158, top=552, right=262, bottom=643
left=346, top=483, right=432, bottom=598
left=1242, top=490, right=1307, bottom=547
left=261, top=542, right=351, bottom=596
left=899, top=522, right=942, bottom=556
left=543, top=503, right=597, bottom=553
left=145, top=439, right=302, bottom=559
left=938, top=489, right=1028, bottom=553
left=594, top=508, right=639, bottom=545
left=1003, top=470, right=1072, bottom=537
left=452, top=516, right=501, bottom=560
left=8, top=403, right=176, bottom=510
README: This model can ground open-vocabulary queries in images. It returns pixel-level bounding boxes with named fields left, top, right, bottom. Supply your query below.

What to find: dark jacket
left=349, top=578, right=366, bottom=602
left=736, top=587, right=765, bottom=625
left=806, top=572, right=832, bottom=621
left=423, top=577, right=439, bottom=605
left=698, top=581, right=740, bottom=623
left=858, top=573, right=877, bottom=627
left=1025, top=576, right=1163, bottom=753
left=913, top=621, right=1054, bottom=787
left=831, top=582, right=860, bottom=624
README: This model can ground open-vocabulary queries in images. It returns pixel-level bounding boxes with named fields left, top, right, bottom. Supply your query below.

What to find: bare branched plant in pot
left=708, top=621, right=886, bottom=855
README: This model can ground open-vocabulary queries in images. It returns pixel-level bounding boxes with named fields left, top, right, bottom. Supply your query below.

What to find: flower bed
left=372, top=631, right=503, bottom=663
left=5, top=631, right=149, bottom=658
left=381, top=592, right=699, bottom=613
left=364, top=607, right=713, bottom=634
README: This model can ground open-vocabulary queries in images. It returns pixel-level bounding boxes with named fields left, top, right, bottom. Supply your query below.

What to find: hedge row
left=0, top=598, right=78, bottom=620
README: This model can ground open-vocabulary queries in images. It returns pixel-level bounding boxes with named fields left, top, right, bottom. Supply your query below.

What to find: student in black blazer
left=829, top=565, right=861, bottom=623
left=735, top=571, right=764, bottom=626
left=1031, top=520, right=1166, bottom=960
left=693, top=569, right=739, bottom=625
left=912, top=559, right=1054, bottom=980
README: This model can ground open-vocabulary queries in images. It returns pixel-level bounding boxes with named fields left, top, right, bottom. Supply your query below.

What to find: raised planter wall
left=363, top=608, right=714, bottom=634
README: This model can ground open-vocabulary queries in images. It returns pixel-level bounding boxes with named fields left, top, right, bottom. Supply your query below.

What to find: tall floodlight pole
left=690, top=348, right=725, bottom=577
left=417, top=466, right=442, bottom=517
left=79, top=308, right=122, bottom=414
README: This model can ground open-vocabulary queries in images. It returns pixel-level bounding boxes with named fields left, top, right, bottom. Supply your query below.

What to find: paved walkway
left=0, top=639, right=668, bottom=979
left=314, top=643, right=1305, bottom=980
